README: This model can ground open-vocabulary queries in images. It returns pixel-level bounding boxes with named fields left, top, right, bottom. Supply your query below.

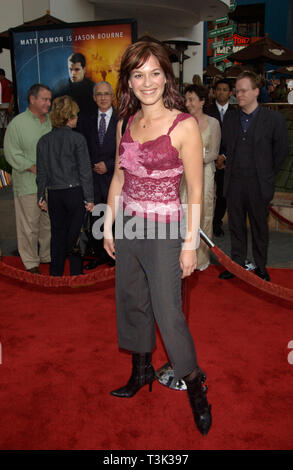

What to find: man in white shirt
left=77, top=81, right=118, bottom=268
left=207, top=79, right=234, bottom=237
left=93, top=82, right=115, bottom=177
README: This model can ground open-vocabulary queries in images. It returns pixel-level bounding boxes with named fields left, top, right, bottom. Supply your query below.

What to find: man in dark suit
left=219, top=71, right=289, bottom=281
left=77, top=81, right=118, bottom=268
left=207, top=79, right=234, bottom=237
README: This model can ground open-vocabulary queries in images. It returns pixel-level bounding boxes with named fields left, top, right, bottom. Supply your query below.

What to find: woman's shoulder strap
left=167, top=112, right=195, bottom=135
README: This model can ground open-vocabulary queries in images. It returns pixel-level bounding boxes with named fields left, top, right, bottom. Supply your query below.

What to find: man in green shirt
left=4, top=84, right=52, bottom=273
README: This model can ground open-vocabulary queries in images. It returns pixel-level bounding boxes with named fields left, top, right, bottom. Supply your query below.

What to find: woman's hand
left=85, top=202, right=94, bottom=212
left=180, top=249, right=197, bottom=279
left=38, top=199, right=48, bottom=212
left=215, top=154, right=226, bottom=170
left=104, top=236, right=115, bottom=260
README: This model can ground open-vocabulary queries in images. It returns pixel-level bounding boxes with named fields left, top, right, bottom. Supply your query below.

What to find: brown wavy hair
left=116, top=41, right=185, bottom=118
left=50, top=95, right=79, bottom=128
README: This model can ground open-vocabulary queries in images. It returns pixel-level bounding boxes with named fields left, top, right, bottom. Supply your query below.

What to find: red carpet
left=0, top=257, right=293, bottom=450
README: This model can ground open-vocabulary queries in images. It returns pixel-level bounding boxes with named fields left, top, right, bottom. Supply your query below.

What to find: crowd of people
left=1, top=40, right=290, bottom=436
left=197, top=73, right=293, bottom=107
left=3, top=72, right=117, bottom=276
left=2, top=63, right=290, bottom=278
left=180, top=72, right=289, bottom=280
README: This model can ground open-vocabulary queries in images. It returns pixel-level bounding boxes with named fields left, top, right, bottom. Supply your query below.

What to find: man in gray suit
left=219, top=71, right=289, bottom=281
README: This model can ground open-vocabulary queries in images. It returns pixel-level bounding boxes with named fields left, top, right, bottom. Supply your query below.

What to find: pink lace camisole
left=119, top=112, right=193, bottom=223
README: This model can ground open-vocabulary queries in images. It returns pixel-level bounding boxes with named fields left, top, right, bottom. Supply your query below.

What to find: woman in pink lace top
left=104, top=41, right=212, bottom=435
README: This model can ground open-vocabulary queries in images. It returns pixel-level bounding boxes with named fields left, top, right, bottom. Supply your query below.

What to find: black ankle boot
left=185, top=370, right=212, bottom=436
left=110, top=353, right=155, bottom=398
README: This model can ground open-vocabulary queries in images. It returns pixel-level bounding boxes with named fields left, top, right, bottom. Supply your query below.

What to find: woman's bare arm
left=175, top=117, right=203, bottom=277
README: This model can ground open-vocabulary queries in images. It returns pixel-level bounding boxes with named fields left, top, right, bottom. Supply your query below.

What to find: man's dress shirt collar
left=240, top=105, right=260, bottom=133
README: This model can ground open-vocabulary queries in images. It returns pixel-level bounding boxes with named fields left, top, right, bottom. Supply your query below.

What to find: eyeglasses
left=236, top=88, right=254, bottom=95
left=94, top=92, right=112, bottom=97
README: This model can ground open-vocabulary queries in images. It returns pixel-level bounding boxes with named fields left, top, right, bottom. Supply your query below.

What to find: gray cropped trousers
left=114, top=215, right=198, bottom=380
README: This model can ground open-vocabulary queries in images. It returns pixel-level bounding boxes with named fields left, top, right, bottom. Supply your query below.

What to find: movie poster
left=10, top=20, right=136, bottom=113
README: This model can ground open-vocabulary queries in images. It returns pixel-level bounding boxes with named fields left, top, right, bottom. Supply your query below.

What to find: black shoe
left=27, top=266, right=41, bottom=274
left=110, top=353, right=155, bottom=398
left=218, top=270, right=235, bottom=280
left=84, top=258, right=106, bottom=270
left=185, top=370, right=212, bottom=436
left=254, top=267, right=270, bottom=282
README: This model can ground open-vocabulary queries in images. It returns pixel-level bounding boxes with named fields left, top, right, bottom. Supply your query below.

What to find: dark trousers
left=90, top=181, right=110, bottom=260
left=115, top=216, right=198, bottom=380
left=213, top=168, right=226, bottom=229
left=226, top=176, right=269, bottom=271
left=48, top=187, right=85, bottom=276
left=89, top=213, right=104, bottom=257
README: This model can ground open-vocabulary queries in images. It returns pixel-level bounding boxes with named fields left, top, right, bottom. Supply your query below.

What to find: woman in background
left=182, top=84, right=221, bottom=270
left=36, top=95, right=94, bottom=276
left=192, top=74, right=203, bottom=86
